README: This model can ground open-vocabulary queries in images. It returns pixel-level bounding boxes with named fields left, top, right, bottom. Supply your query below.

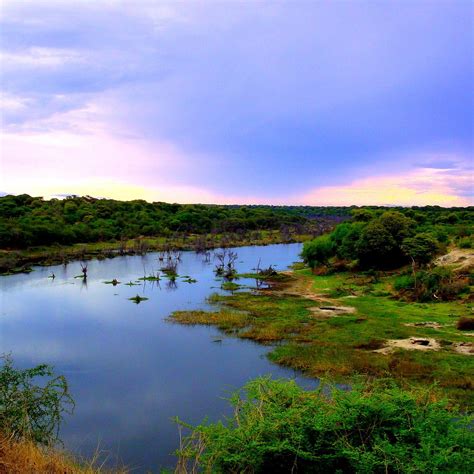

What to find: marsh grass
left=169, top=271, right=474, bottom=405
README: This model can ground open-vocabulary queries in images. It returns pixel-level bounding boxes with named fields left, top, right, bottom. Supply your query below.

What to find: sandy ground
left=435, top=249, right=474, bottom=273
left=453, top=342, right=474, bottom=356
left=374, top=337, right=440, bottom=354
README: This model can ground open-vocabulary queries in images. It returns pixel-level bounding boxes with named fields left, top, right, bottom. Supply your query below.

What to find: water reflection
left=0, top=244, right=316, bottom=471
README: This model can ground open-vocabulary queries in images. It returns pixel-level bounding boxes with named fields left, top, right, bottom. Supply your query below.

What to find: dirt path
left=264, top=272, right=356, bottom=317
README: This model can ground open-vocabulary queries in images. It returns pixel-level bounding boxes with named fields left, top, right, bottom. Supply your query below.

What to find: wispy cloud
left=299, top=165, right=473, bottom=207
left=0, top=1, right=472, bottom=204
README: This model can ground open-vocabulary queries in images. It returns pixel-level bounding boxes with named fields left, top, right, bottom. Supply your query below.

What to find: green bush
left=301, top=235, right=334, bottom=268
left=175, top=377, right=474, bottom=473
left=0, top=356, right=74, bottom=445
left=393, top=274, right=414, bottom=291
left=395, top=267, right=469, bottom=302
left=458, top=237, right=472, bottom=249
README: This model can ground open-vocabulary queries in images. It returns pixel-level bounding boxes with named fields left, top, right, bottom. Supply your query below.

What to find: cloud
left=0, top=1, right=472, bottom=203
left=298, top=167, right=473, bottom=207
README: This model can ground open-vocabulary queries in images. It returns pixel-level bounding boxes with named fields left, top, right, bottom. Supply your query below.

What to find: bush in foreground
left=175, top=377, right=473, bottom=473
left=0, top=356, right=74, bottom=445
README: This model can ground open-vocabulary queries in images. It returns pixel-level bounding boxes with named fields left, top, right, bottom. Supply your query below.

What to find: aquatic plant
left=182, top=277, right=197, bottom=283
left=103, top=279, right=120, bottom=285
left=128, top=295, right=149, bottom=304
left=221, top=281, right=241, bottom=291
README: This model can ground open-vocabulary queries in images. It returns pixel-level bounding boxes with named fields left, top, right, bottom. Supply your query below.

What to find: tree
left=356, top=221, right=398, bottom=268
left=401, top=233, right=439, bottom=266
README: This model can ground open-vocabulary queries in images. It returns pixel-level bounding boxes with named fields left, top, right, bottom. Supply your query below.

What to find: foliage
left=395, top=267, right=469, bottom=302
left=170, top=273, right=473, bottom=404
left=1, top=195, right=471, bottom=255
left=401, top=233, right=440, bottom=265
left=0, top=356, right=74, bottom=446
left=0, top=194, right=346, bottom=249
left=302, top=207, right=473, bottom=270
left=301, top=235, right=334, bottom=268
left=176, top=377, right=474, bottom=473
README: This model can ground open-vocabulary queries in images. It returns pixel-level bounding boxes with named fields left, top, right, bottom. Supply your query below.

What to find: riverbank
left=0, top=230, right=313, bottom=275
left=0, top=434, right=127, bottom=474
left=169, top=267, right=474, bottom=406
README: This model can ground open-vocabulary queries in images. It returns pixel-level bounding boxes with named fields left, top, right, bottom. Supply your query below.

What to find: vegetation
left=302, top=207, right=473, bottom=271
left=0, top=356, right=74, bottom=446
left=0, top=194, right=346, bottom=249
left=169, top=269, right=473, bottom=405
left=170, top=207, right=473, bottom=471
left=0, top=434, right=110, bottom=474
left=128, top=295, right=148, bottom=304
left=176, top=377, right=473, bottom=473
left=0, top=357, right=125, bottom=473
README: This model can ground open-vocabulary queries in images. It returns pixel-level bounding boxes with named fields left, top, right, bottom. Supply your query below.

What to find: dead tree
left=80, top=262, right=88, bottom=280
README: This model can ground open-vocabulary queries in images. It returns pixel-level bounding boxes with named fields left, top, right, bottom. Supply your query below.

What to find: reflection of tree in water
left=166, top=279, right=178, bottom=291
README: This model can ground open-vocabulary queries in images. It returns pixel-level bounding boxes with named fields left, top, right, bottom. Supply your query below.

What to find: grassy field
left=169, top=269, right=473, bottom=406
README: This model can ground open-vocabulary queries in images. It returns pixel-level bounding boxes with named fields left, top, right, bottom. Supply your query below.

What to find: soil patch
left=374, top=337, right=440, bottom=354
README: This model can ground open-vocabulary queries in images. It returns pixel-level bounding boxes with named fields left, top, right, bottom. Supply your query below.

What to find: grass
left=168, top=270, right=474, bottom=406
left=0, top=434, right=127, bottom=474
left=220, top=281, right=241, bottom=291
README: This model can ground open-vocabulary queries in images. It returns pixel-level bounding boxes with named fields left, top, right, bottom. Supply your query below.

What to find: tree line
left=0, top=193, right=472, bottom=250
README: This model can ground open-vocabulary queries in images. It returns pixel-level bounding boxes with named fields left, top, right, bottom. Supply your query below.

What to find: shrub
left=395, top=267, right=469, bottom=302
left=393, top=274, right=414, bottom=291
left=301, top=235, right=334, bottom=268
left=457, top=317, right=474, bottom=331
left=458, top=237, right=472, bottom=249
left=0, top=356, right=74, bottom=445
left=175, top=377, right=474, bottom=473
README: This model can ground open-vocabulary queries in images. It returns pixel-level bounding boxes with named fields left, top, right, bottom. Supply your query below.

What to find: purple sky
left=1, top=1, right=472, bottom=205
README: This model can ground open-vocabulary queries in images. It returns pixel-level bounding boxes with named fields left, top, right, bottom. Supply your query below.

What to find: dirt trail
left=264, top=272, right=355, bottom=317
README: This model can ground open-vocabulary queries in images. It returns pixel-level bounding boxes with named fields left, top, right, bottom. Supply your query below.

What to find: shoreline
left=0, top=231, right=311, bottom=276
left=169, top=267, right=473, bottom=406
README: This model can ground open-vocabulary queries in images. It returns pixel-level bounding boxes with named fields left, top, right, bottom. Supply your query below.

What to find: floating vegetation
left=124, top=281, right=140, bottom=286
left=182, top=277, right=197, bottom=283
left=104, top=279, right=120, bottom=286
left=221, top=281, right=241, bottom=291
left=128, top=294, right=149, bottom=304
left=138, top=275, right=161, bottom=281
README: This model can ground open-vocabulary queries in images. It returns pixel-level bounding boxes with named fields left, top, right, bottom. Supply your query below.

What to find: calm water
left=0, top=243, right=316, bottom=471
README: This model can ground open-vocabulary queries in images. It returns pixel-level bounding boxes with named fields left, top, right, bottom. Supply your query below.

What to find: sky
left=0, top=0, right=472, bottom=206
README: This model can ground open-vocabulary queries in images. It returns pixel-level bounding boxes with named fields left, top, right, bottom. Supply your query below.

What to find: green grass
left=169, top=271, right=474, bottom=406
